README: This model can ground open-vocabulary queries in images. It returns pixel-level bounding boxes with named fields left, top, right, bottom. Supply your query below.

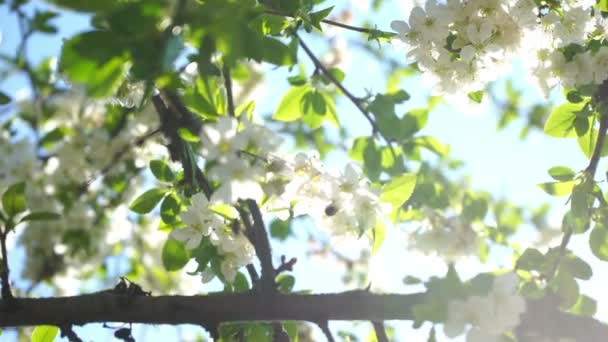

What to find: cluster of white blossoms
left=198, top=116, right=387, bottom=236
left=171, top=193, right=255, bottom=283
left=409, top=208, right=483, bottom=261
left=444, top=273, right=527, bottom=341
left=173, top=116, right=388, bottom=281
left=266, top=153, right=389, bottom=236
left=6, top=87, right=168, bottom=290
left=391, top=0, right=607, bottom=96
left=0, top=135, right=40, bottom=188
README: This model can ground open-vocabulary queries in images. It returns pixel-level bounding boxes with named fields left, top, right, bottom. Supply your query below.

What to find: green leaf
left=573, top=116, right=590, bottom=137
left=467, top=90, right=484, bottom=103
left=270, top=219, right=291, bottom=241
left=39, top=127, right=72, bottom=149
left=561, top=254, right=592, bottom=280
left=567, top=295, right=597, bottom=317
left=371, top=220, right=385, bottom=254
left=2, top=182, right=26, bottom=217
left=550, top=271, right=579, bottom=309
left=19, top=212, right=61, bottom=223
left=129, top=188, right=167, bottom=214
left=309, top=6, right=334, bottom=30
left=461, top=192, right=489, bottom=222
left=233, top=272, right=250, bottom=292
left=380, top=173, right=417, bottom=208
left=590, top=226, right=608, bottom=261
left=404, top=275, right=422, bottom=285
left=0, top=91, right=11, bottom=105
left=301, top=89, right=327, bottom=129
left=60, top=31, right=127, bottom=97
left=283, top=322, right=298, bottom=342
left=276, top=274, right=295, bottom=293
left=149, top=160, right=175, bottom=182
left=413, top=136, right=449, bottom=156
left=548, top=166, right=576, bottom=181
left=273, top=85, right=310, bottom=122
left=363, top=139, right=382, bottom=182
left=577, top=128, right=608, bottom=159
left=31, top=325, right=59, bottom=342
left=400, top=109, right=429, bottom=138
left=537, top=180, right=577, bottom=196
left=162, top=238, right=189, bottom=271
left=543, top=102, right=584, bottom=138
left=516, top=248, right=545, bottom=271
left=177, top=128, right=200, bottom=142
left=160, top=193, right=181, bottom=224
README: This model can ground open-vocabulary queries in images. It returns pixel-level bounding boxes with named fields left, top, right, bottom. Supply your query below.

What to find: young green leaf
left=162, top=238, right=189, bottom=271
left=273, top=85, right=310, bottom=122
left=177, top=128, right=200, bottom=142
left=590, top=226, right=608, bottom=261
left=150, top=160, right=175, bottom=182
left=577, top=128, right=608, bottom=159
left=371, top=220, right=385, bottom=254
left=548, top=166, right=576, bottom=181
left=0, top=91, right=11, bottom=105
left=543, top=102, right=584, bottom=138
left=31, top=325, right=59, bottom=342
left=129, top=188, right=167, bottom=214
left=537, top=180, right=577, bottom=196
left=160, top=193, right=181, bottom=224
left=467, top=90, right=484, bottom=103
left=2, top=182, right=26, bottom=217
left=380, top=173, right=417, bottom=208
left=276, top=274, right=295, bottom=293
left=19, top=212, right=61, bottom=223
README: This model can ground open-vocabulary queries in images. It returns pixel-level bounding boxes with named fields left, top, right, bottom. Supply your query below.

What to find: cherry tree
left=0, top=0, right=608, bottom=341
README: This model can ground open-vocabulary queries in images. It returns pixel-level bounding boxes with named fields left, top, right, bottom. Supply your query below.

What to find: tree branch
left=0, top=292, right=605, bottom=341
left=316, top=321, right=335, bottom=342
left=0, top=292, right=423, bottom=327
left=246, top=199, right=276, bottom=293
left=295, top=33, right=398, bottom=160
left=372, top=321, right=389, bottom=342
left=223, top=64, right=236, bottom=117
left=264, top=9, right=395, bottom=37
left=0, top=230, right=13, bottom=301
left=545, top=81, right=608, bottom=281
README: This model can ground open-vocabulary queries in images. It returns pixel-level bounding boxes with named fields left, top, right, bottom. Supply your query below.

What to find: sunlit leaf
left=31, top=325, right=59, bottom=342
left=162, top=238, right=189, bottom=271
left=129, top=188, right=167, bottom=214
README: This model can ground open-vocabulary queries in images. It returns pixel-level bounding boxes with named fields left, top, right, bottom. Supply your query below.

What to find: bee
left=324, top=204, right=339, bottom=216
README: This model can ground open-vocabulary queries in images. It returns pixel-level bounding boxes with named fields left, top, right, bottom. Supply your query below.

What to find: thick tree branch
left=0, top=292, right=606, bottom=341
left=0, top=293, right=423, bottom=327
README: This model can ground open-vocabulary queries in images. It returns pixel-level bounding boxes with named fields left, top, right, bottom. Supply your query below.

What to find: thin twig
left=0, top=230, right=13, bottom=300
left=372, top=321, right=389, bottom=342
left=316, top=321, right=335, bottom=342
left=223, top=64, right=236, bottom=117
left=79, top=128, right=161, bottom=192
left=246, top=199, right=276, bottom=293
left=546, top=81, right=608, bottom=281
left=273, top=323, right=291, bottom=342
left=295, top=33, right=398, bottom=160
left=264, top=9, right=395, bottom=37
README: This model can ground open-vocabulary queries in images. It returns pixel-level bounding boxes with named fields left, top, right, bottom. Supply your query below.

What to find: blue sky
left=1, top=0, right=607, bottom=341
